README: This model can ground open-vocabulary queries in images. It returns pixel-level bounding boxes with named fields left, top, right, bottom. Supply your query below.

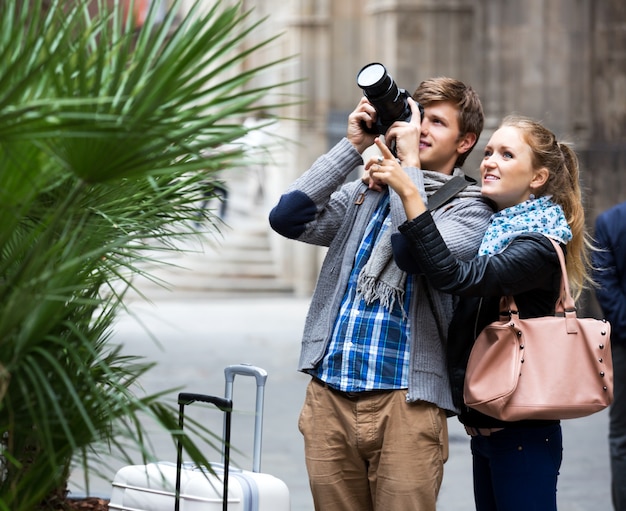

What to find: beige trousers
left=299, top=378, right=449, bottom=511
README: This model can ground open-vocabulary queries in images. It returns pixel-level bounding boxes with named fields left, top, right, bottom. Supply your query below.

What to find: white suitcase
left=108, top=461, right=290, bottom=510
left=109, top=364, right=291, bottom=511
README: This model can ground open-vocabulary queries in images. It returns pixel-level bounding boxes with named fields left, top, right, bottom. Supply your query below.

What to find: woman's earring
left=529, top=193, right=536, bottom=200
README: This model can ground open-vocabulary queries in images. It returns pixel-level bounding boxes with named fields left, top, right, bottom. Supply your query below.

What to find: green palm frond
left=0, top=0, right=296, bottom=508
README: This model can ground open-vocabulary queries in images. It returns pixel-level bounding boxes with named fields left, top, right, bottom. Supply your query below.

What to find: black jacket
left=395, top=211, right=563, bottom=428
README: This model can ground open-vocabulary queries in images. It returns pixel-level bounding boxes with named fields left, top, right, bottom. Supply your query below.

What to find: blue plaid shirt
left=312, top=194, right=412, bottom=392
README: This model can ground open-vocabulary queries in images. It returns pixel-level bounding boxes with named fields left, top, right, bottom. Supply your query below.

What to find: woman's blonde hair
left=500, top=115, right=591, bottom=299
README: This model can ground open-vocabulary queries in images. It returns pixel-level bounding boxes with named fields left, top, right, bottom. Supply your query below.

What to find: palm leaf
left=0, top=0, right=295, bottom=508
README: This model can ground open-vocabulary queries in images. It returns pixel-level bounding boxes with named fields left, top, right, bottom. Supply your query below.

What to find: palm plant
left=0, top=0, right=293, bottom=508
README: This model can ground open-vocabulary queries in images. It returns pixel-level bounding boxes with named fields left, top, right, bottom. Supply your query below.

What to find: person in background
left=368, top=115, right=591, bottom=511
left=592, top=200, right=626, bottom=511
left=269, top=78, right=491, bottom=510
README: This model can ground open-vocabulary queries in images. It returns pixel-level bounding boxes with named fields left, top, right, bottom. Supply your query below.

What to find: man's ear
left=457, top=132, right=477, bottom=155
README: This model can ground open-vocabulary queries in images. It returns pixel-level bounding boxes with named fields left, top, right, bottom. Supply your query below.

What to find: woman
left=366, top=112, right=591, bottom=510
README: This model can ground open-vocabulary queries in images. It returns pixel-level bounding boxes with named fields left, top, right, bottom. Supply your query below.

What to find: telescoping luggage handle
left=175, top=393, right=232, bottom=511
left=223, top=364, right=268, bottom=473
left=175, top=364, right=268, bottom=511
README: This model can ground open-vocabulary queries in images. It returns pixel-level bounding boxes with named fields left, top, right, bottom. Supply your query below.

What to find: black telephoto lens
left=356, top=63, right=393, bottom=98
left=356, top=62, right=417, bottom=135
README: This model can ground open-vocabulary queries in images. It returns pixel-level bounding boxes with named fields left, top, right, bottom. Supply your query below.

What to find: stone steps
left=120, top=157, right=295, bottom=299
left=127, top=201, right=292, bottom=300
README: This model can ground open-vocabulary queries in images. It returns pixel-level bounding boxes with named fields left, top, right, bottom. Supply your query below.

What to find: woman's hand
left=365, top=137, right=427, bottom=219
left=365, top=138, right=412, bottom=196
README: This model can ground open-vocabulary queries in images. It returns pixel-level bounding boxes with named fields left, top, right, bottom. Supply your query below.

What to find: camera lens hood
left=356, top=63, right=392, bottom=98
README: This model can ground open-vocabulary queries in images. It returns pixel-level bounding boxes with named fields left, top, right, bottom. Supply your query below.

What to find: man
left=592, top=200, right=626, bottom=511
left=269, top=76, right=492, bottom=510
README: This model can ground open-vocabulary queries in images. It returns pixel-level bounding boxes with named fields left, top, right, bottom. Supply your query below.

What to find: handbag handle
left=503, top=237, right=579, bottom=333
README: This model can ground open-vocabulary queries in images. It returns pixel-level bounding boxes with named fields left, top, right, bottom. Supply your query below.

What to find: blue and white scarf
left=478, top=195, right=572, bottom=256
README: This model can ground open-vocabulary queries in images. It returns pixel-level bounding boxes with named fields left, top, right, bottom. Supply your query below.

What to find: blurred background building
left=233, top=0, right=626, bottom=301
left=113, top=0, right=626, bottom=303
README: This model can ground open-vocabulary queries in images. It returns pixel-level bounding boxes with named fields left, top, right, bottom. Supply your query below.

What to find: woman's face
left=480, top=125, right=539, bottom=210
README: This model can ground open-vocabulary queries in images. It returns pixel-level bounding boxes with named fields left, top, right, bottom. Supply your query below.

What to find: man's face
left=418, top=100, right=465, bottom=173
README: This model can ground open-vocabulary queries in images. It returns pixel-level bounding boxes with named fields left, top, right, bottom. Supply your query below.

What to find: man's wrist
left=399, top=156, right=420, bottom=167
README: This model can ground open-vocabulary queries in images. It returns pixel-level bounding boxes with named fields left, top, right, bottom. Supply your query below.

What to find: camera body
left=356, top=62, right=424, bottom=135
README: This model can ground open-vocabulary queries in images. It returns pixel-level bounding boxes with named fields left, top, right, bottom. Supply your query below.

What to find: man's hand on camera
left=385, top=98, right=422, bottom=168
left=347, top=97, right=378, bottom=154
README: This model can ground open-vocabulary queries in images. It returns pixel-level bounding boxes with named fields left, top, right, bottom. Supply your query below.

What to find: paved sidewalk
left=69, top=295, right=612, bottom=510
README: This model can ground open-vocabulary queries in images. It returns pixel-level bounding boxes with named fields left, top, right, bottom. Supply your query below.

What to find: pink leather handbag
left=464, top=238, right=614, bottom=421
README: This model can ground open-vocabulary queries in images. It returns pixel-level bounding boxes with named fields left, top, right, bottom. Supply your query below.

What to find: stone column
left=281, top=1, right=334, bottom=296
left=584, top=0, right=626, bottom=216
left=363, top=0, right=477, bottom=93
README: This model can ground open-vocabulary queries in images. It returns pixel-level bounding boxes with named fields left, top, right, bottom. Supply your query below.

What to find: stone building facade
left=236, top=0, right=625, bottom=296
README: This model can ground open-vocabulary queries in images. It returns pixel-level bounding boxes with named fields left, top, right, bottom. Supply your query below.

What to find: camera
left=356, top=62, right=424, bottom=135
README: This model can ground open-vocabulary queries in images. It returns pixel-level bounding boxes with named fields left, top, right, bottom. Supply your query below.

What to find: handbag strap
left=547, top=238, right=576, bottom=312
left=427, top=175, right=473, bottom=211
left=504, top=237, right=579, bottom=331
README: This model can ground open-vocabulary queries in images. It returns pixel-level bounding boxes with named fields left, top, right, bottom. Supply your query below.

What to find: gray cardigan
left=269, top=138, right=493, bottom=414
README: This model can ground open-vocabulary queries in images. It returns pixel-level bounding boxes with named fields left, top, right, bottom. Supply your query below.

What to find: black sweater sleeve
left=398, top=211, right=561, bottom=299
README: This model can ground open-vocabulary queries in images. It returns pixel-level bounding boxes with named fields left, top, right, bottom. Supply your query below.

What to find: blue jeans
left=470, top=424, right=562, bottom=511
left=610, top=343, right=626, bottom=511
